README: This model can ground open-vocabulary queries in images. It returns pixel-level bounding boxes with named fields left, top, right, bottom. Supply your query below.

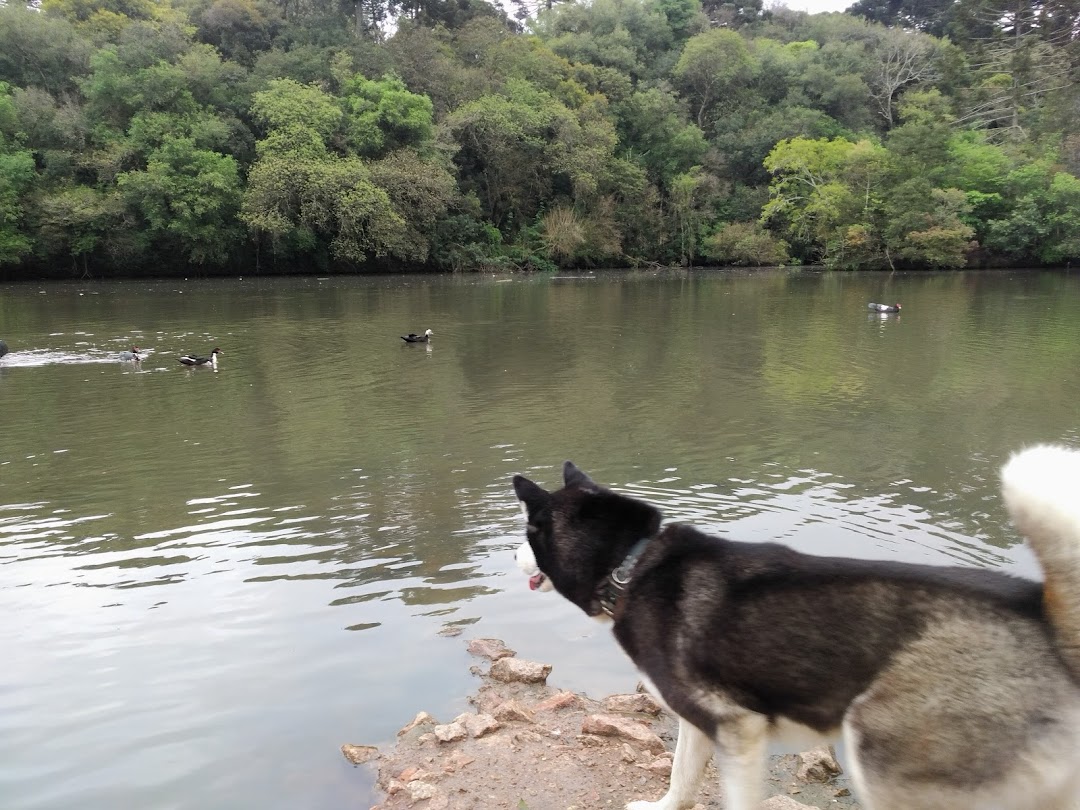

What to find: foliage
left=0, top=0, right=1078, bottom=275
left=703, top=220, right=789, bottom=266
left=117, top=137, right=243, bottom=265
left=339, top=72, right=435, bottom=157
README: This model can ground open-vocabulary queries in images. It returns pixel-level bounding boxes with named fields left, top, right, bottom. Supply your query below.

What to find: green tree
left=613, top=87, right=707, bottom=185
left=243, top=77, right=412, bottom=265
left=0, top=146, right=35, bottom=266
left=764, top=137, right=881, bottom=260
left=339, top=73, right=435, bottom=158
left=442, top=79, right=619, bottom=232
left=0, top=4, right=92, bottom=94
left=28, top=184, right=121, bottom=275
left=883, top=183, right=974, bottom=267
left=673, top=28, right=757, bottom=128
left=117, top=137, right=243, bottom=265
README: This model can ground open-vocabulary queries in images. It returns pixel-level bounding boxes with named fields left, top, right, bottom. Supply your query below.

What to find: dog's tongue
left=529, top=573, right=545, bottom=591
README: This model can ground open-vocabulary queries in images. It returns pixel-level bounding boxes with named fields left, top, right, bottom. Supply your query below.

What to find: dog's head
left=512, top=462, right=662, bottom=617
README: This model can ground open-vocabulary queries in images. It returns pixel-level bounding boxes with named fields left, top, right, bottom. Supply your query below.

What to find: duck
left=119, top=346, right=141, bottom=362
left=867, top=302, right=901, bottom=313
left=178, top=347, right=222, bottom=367
left=401, top=329, right=433, bottom=343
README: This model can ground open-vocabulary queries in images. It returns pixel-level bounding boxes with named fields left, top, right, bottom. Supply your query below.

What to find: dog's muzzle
left=516, top=542, right=552, bottom=592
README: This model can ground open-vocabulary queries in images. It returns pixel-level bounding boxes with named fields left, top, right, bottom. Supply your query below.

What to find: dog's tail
left=1001, top=444, right=1080, bottom=677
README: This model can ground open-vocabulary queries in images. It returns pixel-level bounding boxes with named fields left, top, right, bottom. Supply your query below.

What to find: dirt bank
left=344, top=638, right=860, bottom=810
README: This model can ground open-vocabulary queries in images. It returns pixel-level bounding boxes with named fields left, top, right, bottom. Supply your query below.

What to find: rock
left=601, top=693, right=662, bottom=716
left=462, top=713, right=501, bottom=738
left=533, top=691, right=583, bottom=713
left=406, top=781, right=438, bottom=800
left=644, top=757, right=672, bottom=775
left=398, top=766, right=434, bottom=783
left=795, top=746, right=843, bottom=783
left=341, top=744, right=379, bottom=765
left=433, top=722, right=467, bottom=743
left=762, top=796, right=819, bottom=809
left=492, top=699, right=535, bottom=723
left=490, top=657, right=552, bottom=684
left=467, top=638, right=516, bottom=661
left=513, top=729, right=545, bottom=744
left=580, top=715, right=666, bottom=754
left=0, top=339, right=8, bottom=358
left=443, top=751, right=475, bottom=772
left=398, top=711, right=438, bottom=736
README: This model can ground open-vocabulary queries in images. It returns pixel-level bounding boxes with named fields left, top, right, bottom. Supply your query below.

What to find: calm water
left=2, top=270, right=1079, bottom=809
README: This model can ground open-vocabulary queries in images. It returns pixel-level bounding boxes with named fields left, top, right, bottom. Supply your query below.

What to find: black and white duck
left=178, top=347, right=222, bottom=367
left=119, top=346, right=141, bottom=362
left=867, top=302, right=901, bottom=313
left=401, top=329, right=433, bottom=343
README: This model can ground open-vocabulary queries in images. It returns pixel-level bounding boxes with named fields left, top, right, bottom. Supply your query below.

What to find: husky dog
left=512, top=446, right=1080, bottom=810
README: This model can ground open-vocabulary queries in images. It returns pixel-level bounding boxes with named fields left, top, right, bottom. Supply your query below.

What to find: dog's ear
left=563, top=461, right=598, bottom=490
left=513, top=475, right=550, bottom=515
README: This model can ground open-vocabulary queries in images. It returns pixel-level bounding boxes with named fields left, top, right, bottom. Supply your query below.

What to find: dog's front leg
left=626, top=716, right=712, bottom=810
left=713, top=713, right=768, bottom=810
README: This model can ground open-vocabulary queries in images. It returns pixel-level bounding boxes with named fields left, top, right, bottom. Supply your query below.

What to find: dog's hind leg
left=626, top=717, right=712, bottom=810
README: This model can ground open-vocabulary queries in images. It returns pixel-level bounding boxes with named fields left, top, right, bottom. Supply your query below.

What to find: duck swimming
left=178, top=347, right=222, bottom=367
left=401, top=329, right=433, bottom=343
left=867, top=302, right=901, bottom=313
left=119, top=346, right=141, bottom=362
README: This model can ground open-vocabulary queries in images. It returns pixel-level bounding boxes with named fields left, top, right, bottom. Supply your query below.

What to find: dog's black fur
left=516, top=462, right=1046, bottom=738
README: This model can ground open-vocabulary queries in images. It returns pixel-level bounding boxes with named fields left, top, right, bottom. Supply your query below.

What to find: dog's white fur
left=515, top=446, right=1080, bottom=810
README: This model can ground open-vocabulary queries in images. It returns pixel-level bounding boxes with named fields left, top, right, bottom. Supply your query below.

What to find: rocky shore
left=343, top=638, right=860, bottom=810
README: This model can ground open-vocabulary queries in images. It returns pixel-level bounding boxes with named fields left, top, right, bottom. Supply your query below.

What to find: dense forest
left=0, top=0, right=1077, bottom=276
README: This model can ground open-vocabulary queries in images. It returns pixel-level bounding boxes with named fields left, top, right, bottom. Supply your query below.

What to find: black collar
left=596, top=536, right=651, bottom=618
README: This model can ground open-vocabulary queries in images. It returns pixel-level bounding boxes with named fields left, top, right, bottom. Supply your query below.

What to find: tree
left=243, top=77, right=412, bottom=265
left=673, top=28, right=756, bottom=128
left=196, top=0, right=279, bottom=65
left=534, top=0, right=679, bottom=83
left=952, top=0, right=1074, bottom=138
left=762, top=137, right=877, bottom=260
left=250, top=77, right=342, bottom=143
left=0, top=83, right=35, bottom=267
left=242, top=152, right=406, bottom=263
left=28, top=184, right=120, bottom=274
left=117, top=137, right=243, bottom=265
left=866, top=28, right=941, bottom=128
left=367, top=148, right=458, bottom=261
left=613, top=87, right=707, bottom=186
left=984, top=162, right=1080, bottom=264
left=0, top=4, right=92, bottom=94
left=442, top=79, right=619, bottom=232
left=0, top=145, right=35, bottom=266
left=339, top=73, right=434, bottom=158
left=883, top=183, right=975, bottom=267
left=704, top=221, right=789, bottom=266
left=848, top=0, right=956, bottom=35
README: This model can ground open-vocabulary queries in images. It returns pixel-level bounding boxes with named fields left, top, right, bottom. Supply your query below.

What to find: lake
left=2, top=269, right=1078, bottom=810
